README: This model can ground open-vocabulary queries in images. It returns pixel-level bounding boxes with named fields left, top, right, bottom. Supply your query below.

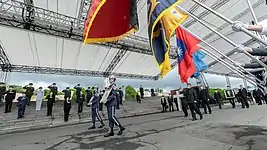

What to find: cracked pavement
left=1, top=104, right=267, bottom=150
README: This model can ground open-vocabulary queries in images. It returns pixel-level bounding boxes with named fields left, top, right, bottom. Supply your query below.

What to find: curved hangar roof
left=0, top=0, right=266, bottom=80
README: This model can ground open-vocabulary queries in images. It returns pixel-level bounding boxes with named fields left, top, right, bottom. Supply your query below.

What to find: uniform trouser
left=26, top=95, right=32, bottom=106
left=64, top=102, right=71, bottom=121
left=78, top=102, right=83, bottom=113
left=174, top=101, right=179, bottom=111
left=86, top=97, right=91, bottom=104
left=161, top=104, right=167, bottom=112
left=264, top=95, right=267, bottom=104
left=168, top=103, right=174, bottom=112
left=228, top=98, right=235, bottom=108
left=240, top=97, right=249, bottom=108
left=36, top=99, right=42, bottom=111
left=202, top=100, right=212, bottom=114
left=188, top=103, right=202, bottom=119
left=47, top=103, right=53, bottom=116
left=5, top=99, right=12, bottom=112
left=216, top=99, right=222, bottom=109
left=141, top=93, right=144, bottom=98
left=107, top=106, right=121, bottom=129
left=181, top=100, right=188, bottom=117
left=18, top=105, right=26, bottom=118
left=255, top=97, right=262, bottom=105
left=92, top=107, right=103, bottom=124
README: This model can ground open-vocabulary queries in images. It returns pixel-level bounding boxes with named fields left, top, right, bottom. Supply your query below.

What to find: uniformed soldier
left=86, top=87, right=93, bottom=105
left=46, top=91, right=55, bottom=116
left=104, top=75, right=125, bottom=137
left=88, top=86, right=105, bottom=130
left=4, top=86, right=16, bottom=113
left=17, top=92, right=28, bottom=119
left=62, top=87, right=72, bottom=122
left=74, top=84, right=82, bottom=103
left=48, top=83, right=58, bottom=97
left=185, top=83, right=203, bottom=121
left=77, top=90, right=85, bottom=113
left=23, top=83, right=34, bottom=106
left=0, top=82, right=6, bottom=107
left=35, top=87, right=44, bottom=111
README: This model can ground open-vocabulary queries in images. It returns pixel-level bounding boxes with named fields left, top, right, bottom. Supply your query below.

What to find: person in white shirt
left=233, top=19, right=267, bottom=35
left=35, top=87, right=44, bottom=111
left=121, top=85, right=126, bottom=101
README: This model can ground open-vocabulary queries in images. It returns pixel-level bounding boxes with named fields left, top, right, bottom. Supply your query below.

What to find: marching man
left=101, top=75, right=125, bottom=137
left=88, top=85, right=105, bottom=130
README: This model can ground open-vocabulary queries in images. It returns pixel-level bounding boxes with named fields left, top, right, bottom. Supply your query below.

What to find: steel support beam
left=0, top=42, right=11, bottom=84
left=0, top=0, right=178, bottom=58
left=184, top=0, right=232, bottom=28
left=0, top=64, right=158, bottom=80
left=104, top=49, right=127, bottom=77
left=207, top=38, right=256, bottom=67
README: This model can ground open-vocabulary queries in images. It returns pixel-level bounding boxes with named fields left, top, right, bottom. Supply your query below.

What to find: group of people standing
left=164, top=83, right=256, bottom=121
left=1, top=75, right=126, bottom=137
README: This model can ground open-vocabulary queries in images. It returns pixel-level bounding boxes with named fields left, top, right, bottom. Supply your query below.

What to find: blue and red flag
left=148, top=0, right=188, bottom=78
left=176, top=27, right=200, bottom=83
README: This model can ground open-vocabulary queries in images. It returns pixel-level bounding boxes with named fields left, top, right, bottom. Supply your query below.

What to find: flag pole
left=180, top=24, right=263, bottom=86
left=201, top=47, right=258, bottom=87
left=177, top=5, right=267, bottom=69
left=190, top=0, right=267, bottom=47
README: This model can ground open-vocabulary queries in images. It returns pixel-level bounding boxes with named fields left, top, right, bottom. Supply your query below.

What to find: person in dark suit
left=62, top=87, right=72, bottom=122
left=225, top=86, right=235, bottom=108
left=160, top=96, right=167, bottom=113
left=17, top=92, right=28, bottom=119
left=179, top=88, right=188, bottom=117
left=167, top=95, right=174, bottom=112
left=199, top=86, right=211, bottom=114
left=253, top=88, right=263, bottom=105
left=74, top=84, right=82, bottom=103
left=240, top=85, right=249, bottom=108
left=214, top=90, right=222, bottom=109
left=86, top=87, right=93, bottom=105
left=46, top=91, right=55, bottom=116
left=104, top=75, right=125, bottom=137
left=185, top=83, right=203, bottom=121
left=88, top=86, right=105, bottom=130
left=77, top=91, right=85, bottom=113
left=4, top=86, right=16, bottom=113
left=23, top=83, right=34, bottom=106
left=139, top=85, right=144, bottom=99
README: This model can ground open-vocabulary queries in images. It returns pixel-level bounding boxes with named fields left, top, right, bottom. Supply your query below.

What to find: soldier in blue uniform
left=88, top=86, right=105, bottom=130
left=104, top=75, right=125, bottom=137
left=17, top=92, right=28, bottom=119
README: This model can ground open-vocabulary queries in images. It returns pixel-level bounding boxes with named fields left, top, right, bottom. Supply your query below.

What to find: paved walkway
left=0, top=97, right=162, bottom=134
left=0, top=104, right=266, bottom=150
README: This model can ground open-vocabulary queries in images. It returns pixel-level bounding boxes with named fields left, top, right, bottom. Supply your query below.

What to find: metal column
left=225, top=75, right=231, bottom=88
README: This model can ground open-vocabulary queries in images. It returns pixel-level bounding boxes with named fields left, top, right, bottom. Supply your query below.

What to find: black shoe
left=117, top=127, right=125, bottom=135
left=200, top=115, right=203, bottom=120
left=88, top=125, right=96, bottom=130
left=209, top=112, right=212, bottom=114
left=104, top=132, right=114, bottom=137
left=192, top=118, right=197, bottom=121
left=98, top=124, right=105, bottom=129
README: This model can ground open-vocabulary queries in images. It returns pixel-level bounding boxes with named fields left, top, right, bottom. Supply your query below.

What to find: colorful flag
left=148, top=0, right=188, bottom=78
left=176, top=27, right=200, bottom=83
left=83, top=0, right=139, bottom=44
left=192, top=50, right=208, bottom=77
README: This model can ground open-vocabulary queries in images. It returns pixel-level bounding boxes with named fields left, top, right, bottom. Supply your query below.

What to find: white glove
left=232, top=21, right=248, bottom=32
left=236, top=45, right=248, bottom=53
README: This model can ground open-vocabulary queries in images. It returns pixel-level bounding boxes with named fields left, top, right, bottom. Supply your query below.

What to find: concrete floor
left=1, top=104, right=267, bottom=150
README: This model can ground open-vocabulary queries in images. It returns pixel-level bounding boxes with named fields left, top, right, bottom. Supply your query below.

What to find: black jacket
left=48, top=86, right=58, bottom=96
left=185, top=88, right=198, bottom=103
left=199, top=89, right=209, bottom=101
left=240, top=88, right=247, bottom=99
left=62, top=89, right=71, bottom=99
left=5, top=90, right=16, bottom=100
left=86, top=89, right=92, bottom=99
left=161, top=97, right=167, bottom=105
left=23, top=86, right=34, bottom=97
left=214, top=92, right=221, bottom=100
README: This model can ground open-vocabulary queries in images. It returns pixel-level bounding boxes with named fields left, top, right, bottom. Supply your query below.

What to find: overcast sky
left=9, top=66, right=250, bottom=91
